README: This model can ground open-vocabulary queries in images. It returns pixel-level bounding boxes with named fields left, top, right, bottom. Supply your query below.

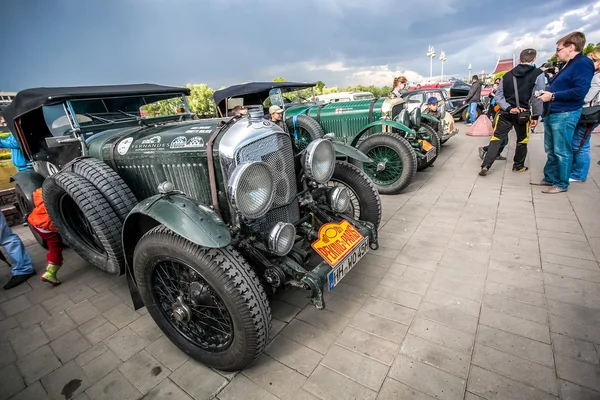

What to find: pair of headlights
left=227, top=138, right=337, bottom=220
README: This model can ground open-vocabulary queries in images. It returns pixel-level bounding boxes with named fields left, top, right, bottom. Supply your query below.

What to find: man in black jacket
left=479, top=49, right=545, bottom=176
left=464, top=75, right=482, bottom=125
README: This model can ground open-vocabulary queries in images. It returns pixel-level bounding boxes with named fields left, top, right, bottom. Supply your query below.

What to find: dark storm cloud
left=1, top=0, right=598, bottom=91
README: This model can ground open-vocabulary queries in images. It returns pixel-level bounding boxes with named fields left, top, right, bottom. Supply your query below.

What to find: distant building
left=0, top=92, right=16, bottom=113
left=491, top=57, right=515, bottom=75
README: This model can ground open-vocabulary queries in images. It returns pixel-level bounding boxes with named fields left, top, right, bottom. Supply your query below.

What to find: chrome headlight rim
left=328, top=186, right=350, bottom=213
left=227, top=161, right=275, bottom=220
left=304, top=138, right=335, bottom=184
left=268, top=221, right=296, bottom=256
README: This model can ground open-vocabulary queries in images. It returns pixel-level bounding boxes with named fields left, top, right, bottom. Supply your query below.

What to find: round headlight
left=268, top=222, right=296, bottom=256
left=304, top=139, right=335, bottom=183
left=228, top=162, right=275, bottom=219
left=328, top=187, right=350, bottom=213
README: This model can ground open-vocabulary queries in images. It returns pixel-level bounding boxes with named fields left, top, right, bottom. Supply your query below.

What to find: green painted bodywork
left=283, top=98, right=432, bottom=155
left=122, top=193, right=231, bottom=272
left=87, top=119, right=226, bottom=207
left=285, top=99, right=390, bottom=142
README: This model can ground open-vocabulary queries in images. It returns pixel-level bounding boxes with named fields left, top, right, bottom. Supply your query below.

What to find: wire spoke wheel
left=363, top=145, right=404, bottom=186
left=151, top=259, right=234, bottom=352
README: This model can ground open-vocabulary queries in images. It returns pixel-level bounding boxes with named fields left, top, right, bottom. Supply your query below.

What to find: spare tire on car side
left=66, top=157, right=137, bottom=222
left=42, top=172, right=125, bottom=275
left=285, top=114, right=324, bottom=150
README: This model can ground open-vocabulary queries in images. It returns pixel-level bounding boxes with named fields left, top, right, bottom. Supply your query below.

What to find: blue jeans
left=0, top=212, right=34, bottom=275
left=468, top=103, right=478, bottom=124
left=543, top=110, right=582, bottom=190
left=571, top=122, right=598, bottom=181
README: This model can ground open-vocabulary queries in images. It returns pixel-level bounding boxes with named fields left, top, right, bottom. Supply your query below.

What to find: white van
left=314, top=91, right=376, bottom=104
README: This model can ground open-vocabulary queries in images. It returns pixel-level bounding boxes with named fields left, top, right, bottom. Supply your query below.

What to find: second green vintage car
left=2, top=84, right=381, bottom=371
left=214, top=82, right=440, bottom=195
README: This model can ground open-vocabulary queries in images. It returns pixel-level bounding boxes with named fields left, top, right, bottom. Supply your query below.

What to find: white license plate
left=426, top=147, right=437, bottom=162
left=327, top=236, right=370, bottom=291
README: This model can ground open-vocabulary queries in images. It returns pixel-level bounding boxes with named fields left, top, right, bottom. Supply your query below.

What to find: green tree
left=186, top=83, right=216, bottom=117
left=494, top=71, right=508, bottom=81
left=583, top=43, right=597, bottom=55
left=273, top=77, right=287, bottom=82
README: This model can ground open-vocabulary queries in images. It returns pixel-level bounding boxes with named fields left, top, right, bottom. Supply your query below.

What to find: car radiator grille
left=236, top=133, right=299, bottom=230
left=116, top=160, right=212, bottom=205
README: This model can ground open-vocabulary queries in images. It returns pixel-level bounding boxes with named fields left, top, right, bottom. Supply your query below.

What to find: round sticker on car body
left=117, top=137, right=134, bottom=155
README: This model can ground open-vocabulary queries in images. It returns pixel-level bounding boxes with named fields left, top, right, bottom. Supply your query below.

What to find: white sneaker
left=569, top=178, right=583, bottom=182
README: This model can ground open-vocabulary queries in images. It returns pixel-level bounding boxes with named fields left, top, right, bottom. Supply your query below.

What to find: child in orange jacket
left=27, top=188, right=64, bottom=286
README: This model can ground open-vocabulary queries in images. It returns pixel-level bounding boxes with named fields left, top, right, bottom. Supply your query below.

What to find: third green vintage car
left=214, top=82, right=441, bottom=195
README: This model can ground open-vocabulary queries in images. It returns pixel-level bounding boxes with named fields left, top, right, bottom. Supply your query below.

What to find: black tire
left=42, top=172, right=125, bottom=275
left=67, top=158, right=137, bottom=222
left=351, top=133, right=417, bottom=195
left=134, top=226, right=271, bottom=371
left=462, top=106, right=481, bottom=122
left=285, top=114, right=324, bottom=150
left=327, top=161, right=382, bottom=229
left=417, top=124, right=440, bottom=171
left=14, top=184, right=48, bottom=249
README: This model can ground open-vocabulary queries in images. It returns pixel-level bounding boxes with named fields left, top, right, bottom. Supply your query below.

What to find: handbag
left=513, top=76, right=531, bottom=124
left=579, top=92, right=600, bottom=124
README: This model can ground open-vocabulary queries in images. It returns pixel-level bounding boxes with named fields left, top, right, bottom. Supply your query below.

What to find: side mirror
left=439, top=102, right=446, bottom=115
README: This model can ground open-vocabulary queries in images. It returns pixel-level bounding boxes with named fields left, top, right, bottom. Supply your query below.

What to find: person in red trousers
left=27, top=188, right=64, bottom=286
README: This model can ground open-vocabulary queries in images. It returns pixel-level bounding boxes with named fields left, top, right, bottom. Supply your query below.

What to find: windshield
left=69, top=93, right=187, bottom=125
left=266, top=87, right=315, bottom=108
left=354, top=94, right=375, bottom=100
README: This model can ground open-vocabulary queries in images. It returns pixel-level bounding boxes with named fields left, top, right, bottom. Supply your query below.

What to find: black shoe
left=3, top=272, right=35, bottom=290
left=479, top=167, right=489, bottom=176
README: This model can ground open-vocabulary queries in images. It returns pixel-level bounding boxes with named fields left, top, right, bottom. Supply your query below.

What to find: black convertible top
left=213, top=81, right=315, bottom=109
left=1, top=83, right=190, bottom=124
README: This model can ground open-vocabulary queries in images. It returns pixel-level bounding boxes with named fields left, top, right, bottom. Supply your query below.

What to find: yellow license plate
left=419, top=139, right=433, bottom=152
left=311, top=220, right=364, bottom=267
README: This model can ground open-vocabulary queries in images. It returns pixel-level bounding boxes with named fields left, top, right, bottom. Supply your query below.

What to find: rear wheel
left=134, top=226, right=271, bottom=371
left=351, top=133, right=417, bottom=195
left=285, top=115, right=324, bottom=151
left=326, top=161, right=382, bottom=229
left=462, top=106, right=481, bottom=121
left=42, top=172, right=125, bottom=275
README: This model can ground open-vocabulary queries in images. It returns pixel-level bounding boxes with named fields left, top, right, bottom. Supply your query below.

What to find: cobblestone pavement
left=1, top=125, right=600, bottom=400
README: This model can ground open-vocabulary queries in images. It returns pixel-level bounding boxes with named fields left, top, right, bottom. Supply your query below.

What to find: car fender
left=350, top=120, right=416, bottom=147
left=122, top=193, right=231, bottom=283
left=10, top=170, right=45, bottom=207
left=332, top=141, right=373, bottom=163
left=421, top=114, right=439, bottom=123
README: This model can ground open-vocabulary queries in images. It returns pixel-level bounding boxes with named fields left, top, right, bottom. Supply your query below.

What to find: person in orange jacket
left=27, top=188, right=64, bottom=286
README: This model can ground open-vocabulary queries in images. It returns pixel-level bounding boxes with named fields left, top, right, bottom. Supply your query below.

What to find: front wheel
left=327, top=161, right=382, bottom=229
left=134, top=226, right=271, bottom=371
left=351, top=133, right=417, bottom=195
left=462, top=106, right=481, bottom=122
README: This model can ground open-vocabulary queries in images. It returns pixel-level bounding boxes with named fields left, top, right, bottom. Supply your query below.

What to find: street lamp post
left=427, top=45, right=436, bottom=80
left=468, top=63, right=472, bottom=81
left=440, top=51, right=447, bottom=82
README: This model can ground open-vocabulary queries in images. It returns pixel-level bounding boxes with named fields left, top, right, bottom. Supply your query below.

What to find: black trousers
left=481, top=112, right=530, bottom=170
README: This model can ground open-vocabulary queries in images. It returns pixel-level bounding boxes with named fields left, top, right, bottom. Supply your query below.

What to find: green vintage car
left=214, top=82, right=441, bottom=195
left=2, top=84, right=381, bottom=371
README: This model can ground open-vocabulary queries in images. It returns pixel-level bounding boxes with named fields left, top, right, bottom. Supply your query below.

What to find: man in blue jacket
left=535, top=32, right=595, bottom=193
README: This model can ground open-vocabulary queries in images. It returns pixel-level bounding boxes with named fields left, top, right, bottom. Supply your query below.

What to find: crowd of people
left=478, top=31, right=600, bottom=194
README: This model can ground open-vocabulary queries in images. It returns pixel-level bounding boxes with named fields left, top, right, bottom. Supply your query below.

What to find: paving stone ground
left=1, top=123, right=600, bottom=400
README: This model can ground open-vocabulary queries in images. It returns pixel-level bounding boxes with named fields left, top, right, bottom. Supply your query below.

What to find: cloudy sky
left=2, top=0, right=599, bottom=92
